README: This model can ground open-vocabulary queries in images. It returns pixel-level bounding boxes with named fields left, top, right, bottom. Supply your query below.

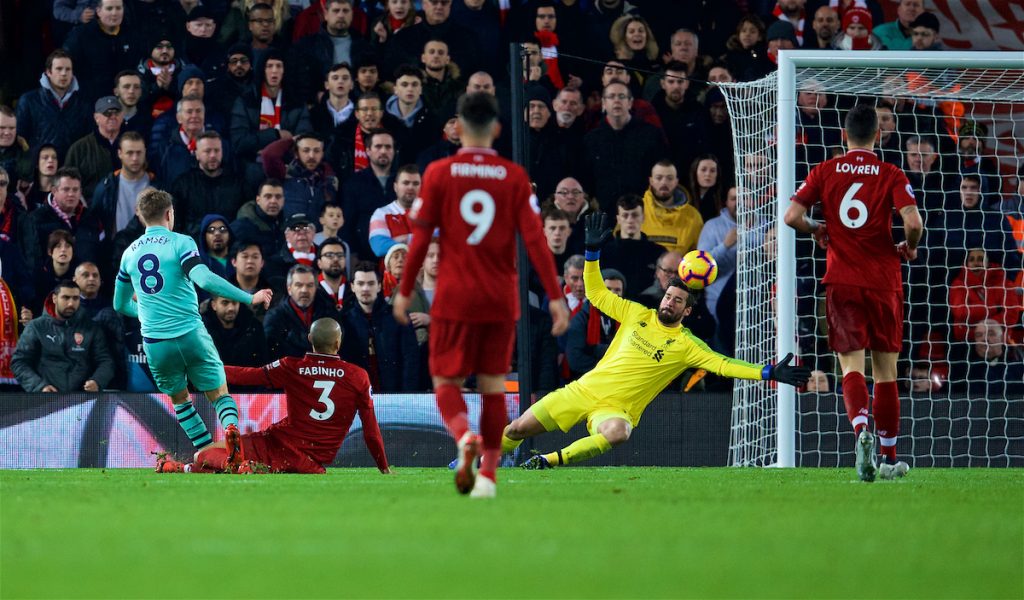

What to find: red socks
left=873, top=381, right=900, bottom=462
left=192, top=447, right=228, bottom=472
left=842, top=372, right=870, bottom=434
left=478, top=393, right=506, bottom=481
left=435, top=384, right=469, bottom=441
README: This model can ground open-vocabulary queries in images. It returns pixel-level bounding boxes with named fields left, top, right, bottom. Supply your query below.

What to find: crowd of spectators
left=0, top=0, right=1020, bottom=396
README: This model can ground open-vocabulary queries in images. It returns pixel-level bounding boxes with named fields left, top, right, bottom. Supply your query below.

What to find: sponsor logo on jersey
left=905, top=183, right=915, bottom=198
left=74, top=333, right=84, bottom=346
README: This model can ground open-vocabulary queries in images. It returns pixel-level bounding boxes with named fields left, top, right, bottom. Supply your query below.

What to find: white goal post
left=720, top=50, right=1024, bottom=468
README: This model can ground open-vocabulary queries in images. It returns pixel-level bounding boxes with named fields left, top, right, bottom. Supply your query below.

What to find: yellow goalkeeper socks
left=544, top=433, right=613, bottom=466
left=501, top=434, right=522, bottom=454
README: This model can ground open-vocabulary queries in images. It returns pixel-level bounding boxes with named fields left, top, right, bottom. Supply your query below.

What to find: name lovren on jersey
left=835, top=163, right=880, bottom=175
left=450, top=163, right=508, bottom=179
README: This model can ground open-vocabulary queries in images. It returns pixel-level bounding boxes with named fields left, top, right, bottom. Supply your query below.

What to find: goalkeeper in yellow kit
left=506, top=213, right=811, bottom=469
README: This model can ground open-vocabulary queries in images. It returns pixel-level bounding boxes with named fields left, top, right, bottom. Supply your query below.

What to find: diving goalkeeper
left=507, top=213, right=811, bottom=469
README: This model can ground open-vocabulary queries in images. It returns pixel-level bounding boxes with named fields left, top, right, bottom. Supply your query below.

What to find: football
left=677, top=250, right=718, bottom=290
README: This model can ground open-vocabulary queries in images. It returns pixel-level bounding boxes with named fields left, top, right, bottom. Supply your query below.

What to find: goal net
left=720, top=51, right=1024, bottom=468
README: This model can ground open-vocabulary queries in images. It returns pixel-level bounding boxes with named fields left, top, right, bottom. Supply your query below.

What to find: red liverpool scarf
left=0, top=278, right=19, bottom=384
left=534, top=30, right=564, bottom=89
left=354, top=126, right=369, bottom=171
left=586, top=306, right=618, bottom=345
left=318, top=273, right=347, bottom=309
left=179, top=126, right=197, bottom=154
left=288, top=242, right=315, bottom=266
left=259, top=85, right=282, bottom=130
left=771, top=3, right=806, bottom=45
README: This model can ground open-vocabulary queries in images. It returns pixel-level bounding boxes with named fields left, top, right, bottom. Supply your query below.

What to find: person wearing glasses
left=543, top=177, right=598, bottom=257
left=266, top=213, right=320, bottom=294
left=581, top=81, right=667, bottom=214
left=207, top=44, right=254, bottom=122
left=197, top=215, right=234, bottom=282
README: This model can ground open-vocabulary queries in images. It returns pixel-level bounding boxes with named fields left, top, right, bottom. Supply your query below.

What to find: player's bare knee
left=504, top=418, right=530, bottom=439
left=599, top=420, right=631, bottom=445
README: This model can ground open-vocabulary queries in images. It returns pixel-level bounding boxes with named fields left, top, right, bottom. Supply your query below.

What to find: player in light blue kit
left=114, top=189, right=273, bottom=468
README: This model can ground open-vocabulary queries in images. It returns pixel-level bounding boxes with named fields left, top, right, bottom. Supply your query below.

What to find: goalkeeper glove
left=584, top=212, right=612, bottom=251
left=763, top=353, right=811, bottom=387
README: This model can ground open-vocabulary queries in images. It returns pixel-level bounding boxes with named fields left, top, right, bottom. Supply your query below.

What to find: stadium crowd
left=0, top=0, right=1021, bottom=396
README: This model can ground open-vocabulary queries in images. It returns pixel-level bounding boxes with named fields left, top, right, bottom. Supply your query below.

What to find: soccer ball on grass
left=677, top=250, right=718, bottom=290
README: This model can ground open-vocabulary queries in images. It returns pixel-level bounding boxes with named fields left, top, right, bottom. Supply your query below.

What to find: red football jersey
left=224, top=354, right=388, bottom=469
left=793, top=149, right=917, bottom=291
left=400, top=147, right=563, bottom=321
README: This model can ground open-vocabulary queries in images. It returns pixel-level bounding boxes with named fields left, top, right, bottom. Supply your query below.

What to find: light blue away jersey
left=117, top=226, right=204, bottom=339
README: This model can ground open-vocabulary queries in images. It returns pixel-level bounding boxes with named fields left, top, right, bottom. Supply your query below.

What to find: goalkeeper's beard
left=657, top=307, right=683, bottom=326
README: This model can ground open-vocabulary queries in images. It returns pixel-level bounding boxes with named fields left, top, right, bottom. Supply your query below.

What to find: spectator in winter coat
left=640, top=160, right=703, bottom=255
left=290, top=0, right=370, bottom=104
left=169, top=131, right=248, bottom=239
left=19, top=167, right=105, bottom=274
left=230, top=49, right=312, bottom=164
left=231, top=179, right=287, bottom=259
left=65, top=96, right=125, bottom=199
left=114, top=70, right=152, bottom=139
left=260, top=133, right=340, bottom=220
left=90, top=131, right=152, bottom=239
left=206, top=44, right=254, bottom=124
left=600, top=194, right=666, bottom=304
left=340, top=263, right=419, bottom=392
left=342, top=129, right=397, bottom=262
left=16, top=50, right=92, bottom=158
left=203, top=295, right=269, bottom=367
left=12, top=279, right=114, bottom=392
left=384, top=65, right=441, bottom=167
left=63, top=0, right=144, bottom=104
left=266, top=213, right=319, bottom=293
left=873, top=0, right=924, bottom=51
left=949, top=249, right=1023, bottom=343
left=0, top=107, right=32, bottom=197
left=31, top=230, right=79, bottom=316
left=581, top=82, right=668, bottom=214
left=263, top=264, right=342, bottom=359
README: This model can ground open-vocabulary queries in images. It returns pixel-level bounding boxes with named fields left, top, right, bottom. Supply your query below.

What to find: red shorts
left=429, top=317, right=516, bottom=378
left=825, top=284, right=903, bottom=353
left=241, top=430, right=325, bottom=474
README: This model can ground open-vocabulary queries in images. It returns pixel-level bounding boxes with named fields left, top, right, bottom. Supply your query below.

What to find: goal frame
left=772, top=50, right=1024, bottom=467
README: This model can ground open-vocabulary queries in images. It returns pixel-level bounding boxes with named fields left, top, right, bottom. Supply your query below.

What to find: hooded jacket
left=11, top=295, right=115, bottom=392
left=15, top=74, right=92, bottom=157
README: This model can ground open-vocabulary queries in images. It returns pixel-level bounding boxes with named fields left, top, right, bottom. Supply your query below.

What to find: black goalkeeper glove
left=765, top=353, right=811, bottom=387
left=584, top=212, right=612, bottom=251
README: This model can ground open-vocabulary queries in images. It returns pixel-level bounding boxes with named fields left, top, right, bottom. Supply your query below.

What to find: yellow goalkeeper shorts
left=529, top=382, right=633, bottom=436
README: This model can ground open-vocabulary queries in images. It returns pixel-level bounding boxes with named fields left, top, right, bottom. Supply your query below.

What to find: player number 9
left=459, top=190, right=495, bottom=245
left=839, top=182, right=868, bottom=229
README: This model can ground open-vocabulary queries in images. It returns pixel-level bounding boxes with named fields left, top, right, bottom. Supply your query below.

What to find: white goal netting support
left=721, top=51, right=1024, bottom=468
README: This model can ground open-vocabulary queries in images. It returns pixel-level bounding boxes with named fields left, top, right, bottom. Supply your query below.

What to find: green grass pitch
left=2, top=467, right=1021, bottom=599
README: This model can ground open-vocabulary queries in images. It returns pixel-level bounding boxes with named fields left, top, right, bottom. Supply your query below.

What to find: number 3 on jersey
left=460, top=190, right=495, bottom=245
left=310, top=380, right=336, bottom=420
left=839, top=182, right=868, bottom=229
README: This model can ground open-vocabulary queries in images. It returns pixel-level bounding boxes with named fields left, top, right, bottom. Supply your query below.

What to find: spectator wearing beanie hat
left=765, top=20, right=798, bottom=66
left=831, top=7, right=882, bottom=50
left=909, top=12, right=943, bottom=51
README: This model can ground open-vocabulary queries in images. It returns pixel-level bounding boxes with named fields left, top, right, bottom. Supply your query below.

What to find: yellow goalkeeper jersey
left=576, top=259, right=765, bottom=425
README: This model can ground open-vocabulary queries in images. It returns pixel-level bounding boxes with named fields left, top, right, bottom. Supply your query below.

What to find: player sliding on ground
left=393, top=92, right=570, bottom=498
left=504, top=213, right=811, bottom=469
left=783, top=103, right=922, bottom=482
left=115, top=189, right=273, bottom=471
left=157, top=318, right=391, bottom=474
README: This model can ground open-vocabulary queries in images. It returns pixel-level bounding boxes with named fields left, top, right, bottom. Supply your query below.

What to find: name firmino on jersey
left=835, top=163, right=880, bottom=175
left=450, top=163, right=508, bottom=179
